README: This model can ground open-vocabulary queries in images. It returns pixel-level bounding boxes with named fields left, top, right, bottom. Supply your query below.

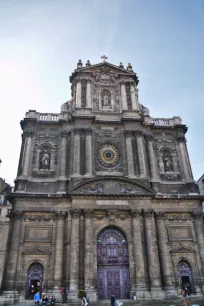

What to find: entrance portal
left=97, top=227, right=130, bottom=299
left=178, top=260, right=194, bottom=293
left=26, top=263, right=44, bottom=299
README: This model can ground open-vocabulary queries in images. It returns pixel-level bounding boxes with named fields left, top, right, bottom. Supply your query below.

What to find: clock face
left=98, top=144, right=120, bottom=169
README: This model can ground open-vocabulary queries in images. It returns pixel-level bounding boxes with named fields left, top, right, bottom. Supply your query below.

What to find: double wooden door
left=98, top=268, right=130, bottom=299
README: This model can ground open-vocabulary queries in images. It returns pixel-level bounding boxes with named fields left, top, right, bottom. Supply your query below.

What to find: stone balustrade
left=145, top=116, right=182, bottom=127
left=25, top=110, right=60, bottom=121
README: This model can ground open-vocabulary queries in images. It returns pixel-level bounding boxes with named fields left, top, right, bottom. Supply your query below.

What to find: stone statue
left=102, top=95, right=110, bottom=106
left=101, top=89, right=111, bottom=108
left=40, top=150, right=50, bottom=170
left=163, top=156, right=174, bottom=172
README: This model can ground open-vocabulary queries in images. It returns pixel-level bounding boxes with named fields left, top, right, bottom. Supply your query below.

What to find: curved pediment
left=70, top=177, right=154, bottom=196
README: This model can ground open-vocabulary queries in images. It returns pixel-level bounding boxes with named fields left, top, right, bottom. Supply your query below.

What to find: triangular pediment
left=170, top=245, right=195, bottom=253
left=70, top=61, right=139, bottom=84
left=70, top=177, right=154, bottom=196
left=76, top=62, right=134, bottom=74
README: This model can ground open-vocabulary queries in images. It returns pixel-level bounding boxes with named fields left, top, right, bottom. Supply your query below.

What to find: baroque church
left=0, top=57, right=204, bottom=302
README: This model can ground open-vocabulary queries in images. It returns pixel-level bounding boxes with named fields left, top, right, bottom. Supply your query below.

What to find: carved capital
left=70, top=209, right=81, bottom=219
left=146, top=134, right=154, bottom=141
left=61, top=131, right=70, bottom=137
left=24, top=130, right=34, bottom=138
left=192, top=212, right=203, bottom=221
left=131, top=209, right=142, bottom=219
left=13, top=211, right=24, bottom=220
left=93, top=210, right=107, bottom=220
left=85, top=128, right=93, bottom=135
left=134, top=130, right=143, bottom=137
left=144, top=209, right=154, bottom=220
left=124, top=130, right=134, bottom=137
left=23, top=213, right=55, bottom=221
left=84, top=209, right=93, bottom=219
left=177, top=136, right=186, bottom=143
left=55, top=211, right=66, bottom=220
left=155, top=212, right=165, bottom=221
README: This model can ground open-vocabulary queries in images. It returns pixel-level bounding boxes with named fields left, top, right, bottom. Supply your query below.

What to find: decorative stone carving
left=131, top=209, right=142, bottom=219
left=71, top=178, right=154, bottom=195
left=156, top=139, right=181, bottom=181
left=93, top=67, right=118, bottom=84
left=163, top=214, right=192, bottom=221
left=144, top=209, right=154, bottom=219
left=24, top=226, right=52, bottom=242
left=23, top=213, right=55, bottom=221
left=115, top=211, right=130, bottom=220
left=70, top=209, right=81, bottom=219
left=55, top=211, right=66, bottom=220
left=93, top=211, right=107, bottom=220
left=170, top=244, right=195, bottom=253
left=191, top=212, right=203, bottom=220
left=167, top=226, right=192, bottom=241
left=84, top=209, right=93, bottom=219
left=22, top=244, right=51, bottom=255
left=155, top=212, right=165, bottom=220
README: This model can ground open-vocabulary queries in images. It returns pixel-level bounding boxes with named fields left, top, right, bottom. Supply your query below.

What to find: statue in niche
left=40, top=149, right=50, bottom=170
left=163, top=151, right=174, bottom=172
left=101, top=89, right=111, bottom=108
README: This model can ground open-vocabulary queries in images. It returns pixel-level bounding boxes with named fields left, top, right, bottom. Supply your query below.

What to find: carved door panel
left=97, top=227, right=130, bottom=299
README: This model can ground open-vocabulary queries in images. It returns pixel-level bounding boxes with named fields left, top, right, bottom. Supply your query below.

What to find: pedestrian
left=50, top=295, right=56, bottom=305
left=111, top=294, right=115, bottom=306
left=34, top=291, right=41, bottom=306
left=81, top=295, right=88, bottom=306
left=42, top=294, right=48, bottom=306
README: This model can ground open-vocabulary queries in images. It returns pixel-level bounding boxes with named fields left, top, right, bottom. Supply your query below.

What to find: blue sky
left=0, top=0, right=204, bottom=184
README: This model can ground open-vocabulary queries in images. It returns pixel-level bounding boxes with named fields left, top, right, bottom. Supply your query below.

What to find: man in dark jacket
left=111, top=294, right=115, bottom=306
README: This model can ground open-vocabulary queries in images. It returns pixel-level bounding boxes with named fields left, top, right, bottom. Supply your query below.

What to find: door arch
left=97, top=227, right=130, bottom=299
left=178, top=260, right=195, bottom=293
left=26, top=262, right=44, bottom=299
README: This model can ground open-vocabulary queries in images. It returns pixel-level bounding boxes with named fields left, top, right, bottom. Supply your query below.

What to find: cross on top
left=101, top=55, right=108, bottom=62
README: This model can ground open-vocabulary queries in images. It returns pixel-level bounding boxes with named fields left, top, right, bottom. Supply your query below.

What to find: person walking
left=50, top=295, right=56, bottom=305
left=42, top=294, right=48, bottom=306
left=111, top=294, right=115, bottom=306
left=34, top=291, right=41, bottom=306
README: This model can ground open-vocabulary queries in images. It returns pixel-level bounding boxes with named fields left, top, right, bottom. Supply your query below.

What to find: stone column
left=59, top=133, right=68, bottom=178
left=68, top=209, right=81, bottom=299
left=121, top=83, right=128, bottom=110
left=155, top=213, right=177, bottom=297
left=178, top=137, right=192, bottom=181
left=144, top=210, right=164, bottom=299
left=84, top=210, right=97, bottom=300
left=86, top=81, right=92, bottom=108
left=125, top=132, right=135, bottom=177
left=35, top=149, right=41, bottom=170
left=147, top=136, right=158, bottom=181
left=3, top=211, right=23, bottom=291
left=131, top=210, right=150, bottom=299
left=136, top=132, right=146, bottom=177
left=73, top=130, right=81, bottom=176
left=191, top=214, right=203, bottom=294
left=192, top=212, right=204, bottom=293
left=76, top=80, right=81, bottom=108
left=54, top=212, right=65, bottom=289
left=85, top=130, right=92, bottom=176
left=22, top=132, right=33, bottom=177
left=130, top=84, right=139, bottom=110
left=50, top=149, right=55, bottom=170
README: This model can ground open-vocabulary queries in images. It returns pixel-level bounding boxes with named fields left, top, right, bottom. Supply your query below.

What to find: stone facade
left=1, top=59, right=204, bottom=302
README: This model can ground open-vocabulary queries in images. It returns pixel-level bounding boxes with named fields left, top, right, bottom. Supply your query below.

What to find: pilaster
left=84, top=130, right=93, bottom=177
left=144, top=210, right=165, bottom=299
left=155, top=213, right=177, bottom=297
left=73, top=130, right=81, bottom=177
left=125, top=131, right=135, bottom=177
left=84, top=210, right=97, bottom=301
left=131, top=210, right=150, bottom=300
left=76, top=80, right=81, bottom=108
left=68, top=209, right=81, bottom=300
left=135, top=131, right=146, bottom=177
left=121, top=83, right=128, bottom=110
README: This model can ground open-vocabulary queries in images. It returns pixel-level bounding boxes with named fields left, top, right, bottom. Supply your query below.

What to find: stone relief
left=93, top=67, right=118, bottom=84
left=93, top=210, right=130, bottom=221
left=167, top=226, right=192, bottom=241
left=22, top=244, right=51, bottom=255
left=23, top=213, right=55, bottom=221
left=170, top=243, right=195, bottom=253
left=71, top=179, right=152, bottom=195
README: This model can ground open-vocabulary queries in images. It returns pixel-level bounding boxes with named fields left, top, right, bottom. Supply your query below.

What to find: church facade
left=1, top=58, right=204, bottom=302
